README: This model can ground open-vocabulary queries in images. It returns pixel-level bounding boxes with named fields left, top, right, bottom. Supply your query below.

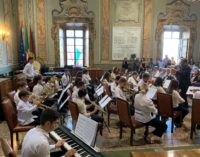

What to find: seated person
left=110, top=75, right=121, bottom=98
left=153, top=77, right=166, bottom=100
left=55, top=75, right=63, bottom=90
left=82, top=69, right=91, bottom=86
left=169, top=79, right=189, bottom=127
left=21, top=109, right=76, bottom=157
left=115, top=77, right=127, bottom=101
left=73, top=89, right=103, bottom=123
left=32, top=75, right=44, bottom=97
left=134, top=84, right=167, bottom=143
left=127, top=71, right=138, bottom=87
left=137, top=73, right=150, bottom=90
left=14, top=81, right=27, bottom=105
left=17, top=90, right=41, bottom=126
left=72, top=81, right=93, bottom=104
left=101, top=71, right=111, bottom=87
left=110, top=67, right=119, bottom=81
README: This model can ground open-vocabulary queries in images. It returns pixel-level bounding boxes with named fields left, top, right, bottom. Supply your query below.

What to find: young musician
left=154, top=77, right=166, bottom=94
left=110, top=67, right=119, bottom=81
left=169, top=79, right=189, bottom=127
left=137, top=73, right=150, bottom=90
left=134, top=84, right=167, bottom=143
left=17, top=90, right=41, bottom=126
left=61, top=70, right=71, bottom=87
left=32, top=75, right=44, bottom=97
left=14, top=81, right=28, bottom=105
left=21, top=109, right=76, bottom=157
left=110, top=75, right=121, bottom=98
left=115, top=77, right=127, bottom=101
left=128, top=71, right=138, bottom=87
left=55, top=75, right=63, bottom=90
left=23, top=57, right=37, bottom=80
left=73, top=89, right=103, bottom=123
left=82, top=69, right=91, bottom=86
left=101, top=71, right=111, bottom=86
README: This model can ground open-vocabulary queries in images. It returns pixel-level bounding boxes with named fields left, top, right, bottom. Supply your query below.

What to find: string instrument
left=122, top=85, right=136, bottom=95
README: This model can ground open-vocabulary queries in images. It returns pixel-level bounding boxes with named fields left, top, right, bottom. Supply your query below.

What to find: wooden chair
left=7, top=91, right=16, bottom=112
left=69, top=100, right=103, bottom=135
left=157, top=93, right=182, bottom=133
left=116, top=98, right=148, bottom=146
left=104, top=84, right=118, bottom=126
left=190, top=98, right=200, bottom=139
left=1, top=98, right=34, bottom=148
left=68, top=100, right=79, bottom=129
left=0, top=138, right=16, bottom=157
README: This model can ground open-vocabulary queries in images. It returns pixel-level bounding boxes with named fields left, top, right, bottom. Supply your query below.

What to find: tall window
left=163, top=31, right=180, bottom=63
left=66, top=29, right=84, bottom=66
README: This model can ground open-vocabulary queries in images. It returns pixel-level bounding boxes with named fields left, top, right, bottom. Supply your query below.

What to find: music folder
left=98, top=95, right=112, bottom=108
left=146, top=86, right=157, bottom=99
left=57, top=84, right=71, bottom=105
left=95, top=86, right=104, bottom=96
left=163, top=80, right=171, bottom=89
left=74, top=114, right=98, bottom=147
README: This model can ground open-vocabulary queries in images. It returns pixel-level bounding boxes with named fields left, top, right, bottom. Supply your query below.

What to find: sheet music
left=95, top=84, right=102, bottom=91
left=146, top=86, right=157, bottom=99
left=98, top=95, right=112, bottom=108
left=163, top=80, right=171, bottom=89
left=186, top=86, right=200, bottom=97
left=57, top=84, right=71, bottom=104
left=75, top=114, right=98, bottom=146
left=95, top=86, right=104, bottom=96
left=58, top=96, right=70, bottom=110
left=154, top=71, right=160, bottom=78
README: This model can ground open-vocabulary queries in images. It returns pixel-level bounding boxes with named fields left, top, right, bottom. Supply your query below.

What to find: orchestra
left=4, top=56, right=200, bottom=157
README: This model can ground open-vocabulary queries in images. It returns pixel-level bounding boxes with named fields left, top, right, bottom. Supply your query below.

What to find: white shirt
left=73, top=98, right=90, bottom=117
left=194, top=91, right=200, bottom=99
left=128, top=77, right=137, bottom=86
left=110, top=82, right=117, bottom=98
left=172, top=90, right=185, bottom=108
left=14, top=90, right=20, bottom=105
left=61, top=74, right=70, bottom=87
left=134, top=93, right=158, bottom=123
left=33, top=83, right=43, bottom=96
left=72, top=87, right=90, bottom=102
left=17, top=100, right=37, bottom=125
left=23, top=63, right=35, bottom=79
left=115, top=86, right=126, bottom=100
left=82, top=74, right=91, bottom=85
left=21, top=127, right=55, bottom=157
left=137, top=79, right=145, bottom=89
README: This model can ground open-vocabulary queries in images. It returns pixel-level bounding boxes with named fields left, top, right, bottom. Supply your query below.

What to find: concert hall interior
left=1, top=0, right=200, bottom=157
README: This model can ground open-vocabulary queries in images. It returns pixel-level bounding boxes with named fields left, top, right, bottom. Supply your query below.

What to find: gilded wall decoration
left=101, top=0, right=110, bottom=62
left=36, top=0, right=47, bottom=60
left=51, top=0, right=95, bottom=67
left=155, top=0, right=197, bottom=60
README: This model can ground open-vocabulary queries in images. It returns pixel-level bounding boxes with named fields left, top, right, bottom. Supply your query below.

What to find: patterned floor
left=1, top=108, right=200, bottom=157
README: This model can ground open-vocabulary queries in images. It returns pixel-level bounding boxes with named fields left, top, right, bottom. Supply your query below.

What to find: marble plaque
left=112, top=27, right=141, bottom=60
left=115, top=0, right=140, bottom=23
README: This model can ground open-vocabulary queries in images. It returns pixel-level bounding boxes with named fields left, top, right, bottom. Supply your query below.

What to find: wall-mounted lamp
left=0, top=30, right=10, bottom=40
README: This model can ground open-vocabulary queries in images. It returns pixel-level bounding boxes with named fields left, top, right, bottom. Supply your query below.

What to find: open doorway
left=162, top=25, right=190, bottom=64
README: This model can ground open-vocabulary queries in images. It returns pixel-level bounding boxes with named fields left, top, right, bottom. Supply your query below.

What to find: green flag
left=25, top=27, right=29, bottom=53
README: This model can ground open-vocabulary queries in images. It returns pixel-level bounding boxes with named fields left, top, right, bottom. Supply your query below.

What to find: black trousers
left=50, top=150, right=66, bottom=157
left=143, top=118, right=167, bottom=137
left=174, top=104, right=189, bottom=124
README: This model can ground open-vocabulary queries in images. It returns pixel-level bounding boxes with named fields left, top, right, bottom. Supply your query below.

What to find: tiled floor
left=1, top=108, right=200, bottom=156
